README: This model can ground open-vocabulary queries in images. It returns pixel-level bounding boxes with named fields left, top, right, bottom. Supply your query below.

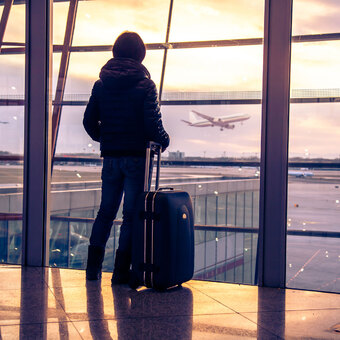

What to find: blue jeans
left=89, top=156, right=145, bottom=252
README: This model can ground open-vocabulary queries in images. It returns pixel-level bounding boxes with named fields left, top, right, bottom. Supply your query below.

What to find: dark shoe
left=111, top=249, right=131, bottom=285
left=86, top=245, right=105, bottom=280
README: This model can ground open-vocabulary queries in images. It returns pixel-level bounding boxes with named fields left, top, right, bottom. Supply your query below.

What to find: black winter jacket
left=83, top=58, right=170, bottom=157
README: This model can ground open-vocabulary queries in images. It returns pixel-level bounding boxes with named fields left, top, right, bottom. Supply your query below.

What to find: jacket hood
left=99, top=58, right=150, bottom=90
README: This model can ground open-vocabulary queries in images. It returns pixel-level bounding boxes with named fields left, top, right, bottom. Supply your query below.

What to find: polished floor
left=0, top=265, right=340, bottom=339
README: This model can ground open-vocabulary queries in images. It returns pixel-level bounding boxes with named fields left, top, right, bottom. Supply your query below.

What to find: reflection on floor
left=0, top=265, right=340, bottom=339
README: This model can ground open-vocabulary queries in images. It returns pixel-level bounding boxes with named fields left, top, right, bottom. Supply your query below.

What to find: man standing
left=83, top=31, right=169, bottom=283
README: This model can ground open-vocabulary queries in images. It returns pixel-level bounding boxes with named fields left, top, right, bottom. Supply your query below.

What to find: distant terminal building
left=168, top=150, right=185, bottom=160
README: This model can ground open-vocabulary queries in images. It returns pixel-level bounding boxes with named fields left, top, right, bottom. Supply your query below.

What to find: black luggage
left=129, top=142, right=195, bottom=290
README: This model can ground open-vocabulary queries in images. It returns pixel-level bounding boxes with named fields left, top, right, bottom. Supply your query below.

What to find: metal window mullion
left=258, top=0, right=292, bottom=288
left=23, top=0, right=52, bottom=266
left=158, top=0, right=174, bottom=101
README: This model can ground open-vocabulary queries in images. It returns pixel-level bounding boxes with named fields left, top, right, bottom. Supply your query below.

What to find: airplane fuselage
left=181, top=110, right=250, bottom=130
left=189, top=114, right=250, bottom=128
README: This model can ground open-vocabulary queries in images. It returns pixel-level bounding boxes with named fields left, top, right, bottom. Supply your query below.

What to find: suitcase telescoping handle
left=144, top=141, right=161, bottom=191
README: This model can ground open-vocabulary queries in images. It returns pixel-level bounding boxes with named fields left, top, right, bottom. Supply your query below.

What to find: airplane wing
left=191, top=110, right=215, bottom=122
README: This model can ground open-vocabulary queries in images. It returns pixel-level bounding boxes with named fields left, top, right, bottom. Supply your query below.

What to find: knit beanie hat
left=112, top=31, right=146, bottom=63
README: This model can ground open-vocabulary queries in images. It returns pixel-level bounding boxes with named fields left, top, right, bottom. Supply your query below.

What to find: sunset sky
left=0, top=0, right=339, bottom=158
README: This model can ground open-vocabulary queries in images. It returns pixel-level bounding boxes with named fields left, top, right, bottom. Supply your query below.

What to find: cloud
left=293, top=0, right=340, bottom=35
left=72, top=0, right=169, bottom=45
left=291, top=42, right=340, bottom=89
left=289, top=102, right=340, bottom=157
left=170, top=0, right=264, bottom=41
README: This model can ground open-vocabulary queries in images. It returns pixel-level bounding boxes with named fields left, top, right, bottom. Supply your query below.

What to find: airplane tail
left=189, top=110, right=200, bottom=123
left=181, top=119, right=192, bottom=126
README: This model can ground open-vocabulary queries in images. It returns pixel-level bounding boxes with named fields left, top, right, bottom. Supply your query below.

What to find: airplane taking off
left=181, top=110, right=250, bottom=131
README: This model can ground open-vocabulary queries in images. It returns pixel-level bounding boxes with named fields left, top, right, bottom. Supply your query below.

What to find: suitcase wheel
left=128, top=274, right=139, bottom=290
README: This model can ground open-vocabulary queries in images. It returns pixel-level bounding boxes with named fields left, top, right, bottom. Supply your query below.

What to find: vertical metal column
left=0, top=0, right=13, bottom=53
left=23, top=0, right=53, bottom=266
left=258, top=0, right=293, bottom=287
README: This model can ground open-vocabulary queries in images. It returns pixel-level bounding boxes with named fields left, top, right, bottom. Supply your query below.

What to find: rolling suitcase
left=129, top=142, right=194, bottom=290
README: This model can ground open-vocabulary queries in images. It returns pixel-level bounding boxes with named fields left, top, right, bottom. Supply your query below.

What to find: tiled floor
left=0, top=265, right=340, bottom=339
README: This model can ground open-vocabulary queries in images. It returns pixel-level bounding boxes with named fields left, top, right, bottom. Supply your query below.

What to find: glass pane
left=195, top=195, right=206, bottom=225
left=64, top=52, right=112, bottom=96
left=64, top=50, right=164, bottom=96
left=0, top=106, right=24, bottom=154
left=206, top=195, right=217, bottom=225
left=289, top=103, right=340, bottom=160
left=292, top=0, right=340, bottom=35
left=162, top=104, right=261, bottom=157
left=53, top=1, right=70, bottom=45
left=50, top=47, right=164, bottom=269
left=163, top=46, right=263, bottom=93
left=227, top=193, right=236, bottom=226
left=217, top=194, right=226, bottom=226
left=170, top=0, right=264, bottom=41
left=253, top=191, right=259, bottom=228
left=245, top=191, right=253, bottom=228
left=234, top=233, right=244, bottom=281
left=52, top=53, right=62, bottom=99
left=160, top=101, right=261, bottom=285
left=0, top=11, right=25, bottom=265
left=243, top=233, right=253, bottom=284
left=54, top=106, right=99, bottom=155
left=287, top=236, right=340, bottom=293
left=49, top=217, right=119, bottom=271
left=225, top=232, right=236, bottom=282
left=0, top=55, right=25, bottom=96
left=288, top=10, right=340, bottom=292
left=205, top=230, right=217, bottom=278
left=72, top=0, right=170, bottom=45
left=2, top=3, right=25, bottom=43
left=47, top=0, right=263, bottom=288
left=216, top=231, right=226, bottom=281
left=194, top=229, right=256, bottom=283
left=291, top=42, right=340, bottom=90
left=236, top=192, right=245, bottom=227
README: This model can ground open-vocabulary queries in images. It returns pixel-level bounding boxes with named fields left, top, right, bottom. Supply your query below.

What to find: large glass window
left=72, top=0, right=170, bottom=45
left=2, top=2, right=25, bottom=43
left=53, top=1, right=69, bottom=45
left=163, top=46, right=263, bottom=93
left=63, top=50, right=164, bottom=96
left=287, top=0, right=340, bottom=293
left=292, top=0, right=340, bottom=35
left=0, top=2, right=25, bottom=264
left=48, top=0, right=264, bottom=286
left=170, top=0, right=264, bottom=41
